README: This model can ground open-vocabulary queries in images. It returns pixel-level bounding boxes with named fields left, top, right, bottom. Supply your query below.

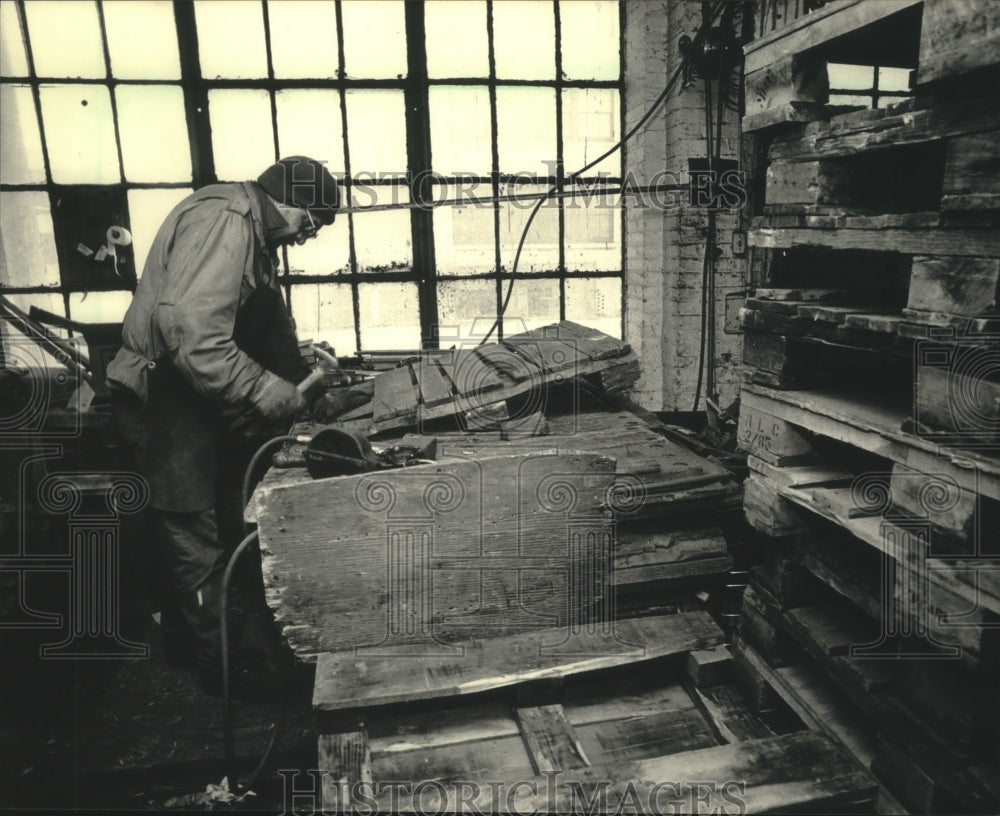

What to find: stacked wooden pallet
left=337, top=320, right=641, bottom=435
left=737, top=1, right=1000, bottom=813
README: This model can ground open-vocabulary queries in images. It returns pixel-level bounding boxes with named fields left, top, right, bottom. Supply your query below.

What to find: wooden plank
left=256, top=452, right=617, bottom=658
left=411, top=357, right=456, bottom=407
left=906, top=256, right=1000, bottom=316
left=503, top=332, right=590, bottom=376
left=515, top=704, right=590, bottom=773
left=685, top=681, right=777, bottom=744
left=371, top=364, right=419, bottom=423
left=573, top=707, right=717, bottom=765
left=535, top=320, right=629, bottom=361
left=750, top=226, right=1000, bottom=258
left=918, top=0, right=1000, bottom=85
left=744, top=56, right=827, bottom=117
left=768, top=94, right=1000, bottom=163
left=941, top=131, right=1000, bottom=211
left=313, top=611, right=724, bottom=712
left=442, top=347, right=508, bottom=395
left=738, top=403, right=814, bottom=465
left=743, top=0, right=920, bottom=73
left=742, top=101, right=828, bottom=134
left=685, top=646, right=734, bottom=688
left=317, top=730, right=373, bottom=812
left=914, top=363, right=1000, bottom=444
left=890, top=462, right=979, bottom=542
left=372, top=731, right=877, bottom=814
left=744, top=474, right=810, bottom=537
left=372, top=733, right=535, bottom=785
left=765, top=160, right=858, bottom=206
left=740, top=385, right=1000, bottom=499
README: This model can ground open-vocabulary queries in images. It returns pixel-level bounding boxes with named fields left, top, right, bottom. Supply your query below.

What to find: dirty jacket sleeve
left=156, top=204, right=286, bottom=409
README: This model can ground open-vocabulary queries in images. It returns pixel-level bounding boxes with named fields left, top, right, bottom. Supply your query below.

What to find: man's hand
left=254, top=376, right=306, bottom=421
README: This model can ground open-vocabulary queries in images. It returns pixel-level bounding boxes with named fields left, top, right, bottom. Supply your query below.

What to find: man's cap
left=256, top=156, right=340, bottom=226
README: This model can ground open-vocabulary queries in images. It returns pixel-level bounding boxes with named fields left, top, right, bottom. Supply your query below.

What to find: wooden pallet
left=312, top=612, right=877, bottom=813
left=351, top=321, right=640, bottom=435
left=732, top=585, right=1000, bottom=815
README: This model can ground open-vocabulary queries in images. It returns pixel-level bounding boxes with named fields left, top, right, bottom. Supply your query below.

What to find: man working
left=107, top=156, right=339, bottom=698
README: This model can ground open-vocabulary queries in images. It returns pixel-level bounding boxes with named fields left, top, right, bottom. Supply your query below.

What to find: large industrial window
left=0, top=0, right=624, bottom=356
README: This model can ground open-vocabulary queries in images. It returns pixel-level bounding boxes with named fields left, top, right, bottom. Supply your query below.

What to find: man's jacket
left=107, top=181, right=307, bottom=405
left=107, top=182, right=310, bottom=512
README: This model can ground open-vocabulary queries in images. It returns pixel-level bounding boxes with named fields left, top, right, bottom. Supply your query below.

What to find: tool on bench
left=273, top=427, right=437, bottom=479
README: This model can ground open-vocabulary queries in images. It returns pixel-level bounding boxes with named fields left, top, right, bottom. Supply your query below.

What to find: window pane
left=275, top=89, right=344, bottom=175
left=827, top=63, right=873, bottom=90
left=829, top=94, right=871, bottom=108
left=103, top=1, right=181, bottom=79
left=0, top=192, right=60, bottom=287
left=341, top=1, right=406, bottom=79
left=0, top=85, right=45, bottom=183
left=437, top=279, right=497, bottom=340
left=68, top=290, right=132, bottom=324
left=289, top=282, right=355, bottom=354
left=359, top=282, right=420, bottom=350
left=208, top=89, right=275, bottom=181
left=564, top=185, right=619, bottom=272
left=498, top=184, right=559, bottom=272
left=429, top=86, right=491, bottom=175
left=354, top=186, right=411, bottom=272
left=496, top=87, right=556, bottom=176
left=39, top=84, right=118, bottom=184
left=24, top=0, right=105, bottom=78
left=434, top=180, right=495, bottom=275
left=127, top=188, right=191, bottom=277
left=2, top=294, right=69, bottom=373
left=425, top=0, right=488, bottom=78
left=195, top=0, right=267, bottom=79
left=878, top=66, right=912, bottom=93
left=500, top=279, right=559, bottom=335
left=0, top=2, right=29, bottom=76
left=562, top=88, right=620, bottom=176
left=345, top=90, right=407, bottom=175
left=283, top=216, right=350, bottom=276
left=561, top=1, right=618, bottom=80
left=493, top=1, right=554, bottom=80
left=565, top=277, right=620, bottom=338
left=268, top=0, right=339, bottom=79
left=4, top=293, right=66, bottom=328
left=116, top=86, right=190, bottom=182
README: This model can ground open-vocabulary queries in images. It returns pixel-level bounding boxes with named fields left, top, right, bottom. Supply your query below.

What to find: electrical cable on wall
left=476, top=1, right=727, bottom=346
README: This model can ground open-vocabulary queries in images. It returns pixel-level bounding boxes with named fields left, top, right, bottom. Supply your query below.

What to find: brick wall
left=624, top=1, right=746, bottom=411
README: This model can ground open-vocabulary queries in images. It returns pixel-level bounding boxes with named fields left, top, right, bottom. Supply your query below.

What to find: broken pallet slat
left=514, top=704, right=590, bottom=773
left=411, top=357, right=456, bottom=407
left=312, top=610, right=724, bottom=712
left=371, top=364, right=419, bottom=423
left=318, top=730, right=373, bottom=812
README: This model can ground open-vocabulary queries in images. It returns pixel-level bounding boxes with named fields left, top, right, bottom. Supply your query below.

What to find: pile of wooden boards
left=335, top=320, right=641, bottom=435
left=736, top=2, right=1000, bottom=812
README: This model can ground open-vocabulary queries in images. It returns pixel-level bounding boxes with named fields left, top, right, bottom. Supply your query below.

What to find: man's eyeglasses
left=295, top=209, right=319, bottom=245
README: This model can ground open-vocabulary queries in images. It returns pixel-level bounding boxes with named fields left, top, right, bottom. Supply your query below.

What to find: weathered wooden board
left=738, top=403, right=814, bottom=465
left=890, top=462, right=979, bottom=542
left=369, top=730, right=876, bottom=813
left=318, top=731, right=373, bottom=811
left=906, top=256, right=1000, bottom=316
left=515, top=704, right=590, bottom=773
left=312, top=611, right=724, bottom=712
left=411, top=358, right=456, bottom=407
left=750, top=225, right=1000, bottom=258
left=257, top=452, right=618, bottom=658
left=914, top=363, right=1000, bottom=444
left=768, top=93, right=1000, bottom=163
left=942, top=131, right=1000, bottom=211
left=684, top=681, right=777, bottom=744
left=765, top=160, right=857, bottom=206
left=372, top=365, right=420, bottom=423
left=918, top=0, right=1000, bottom=85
